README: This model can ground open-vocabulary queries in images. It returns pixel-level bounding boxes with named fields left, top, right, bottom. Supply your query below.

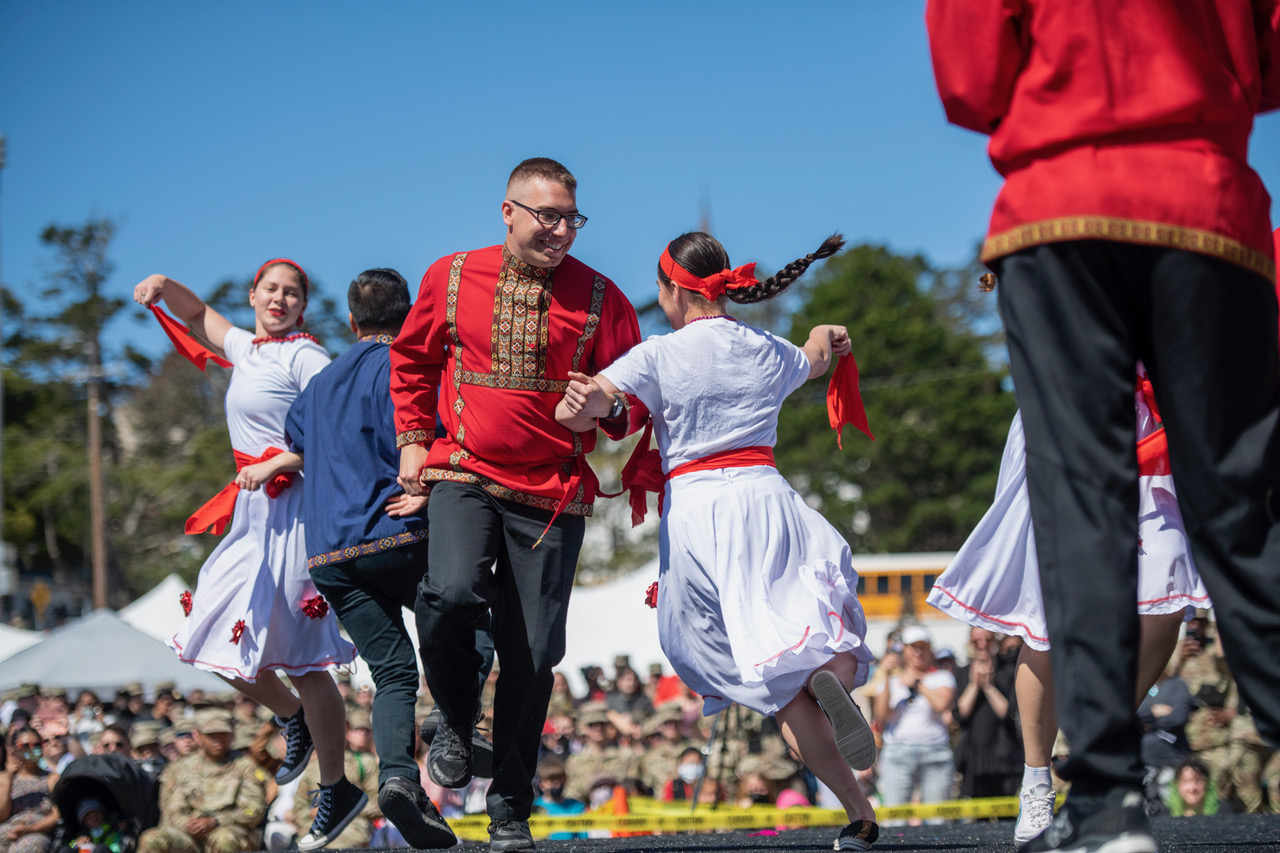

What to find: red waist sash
left=667, top=446, right=776, bottom=480
left=185, top=447, right=295, bottom=535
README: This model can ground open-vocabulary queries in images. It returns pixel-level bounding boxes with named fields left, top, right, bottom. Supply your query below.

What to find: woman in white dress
left=557, top=232, right=881, bottom=852
left=927, top=362, right=1208, bottom=843
left=134, top=261, right=359, bottom=810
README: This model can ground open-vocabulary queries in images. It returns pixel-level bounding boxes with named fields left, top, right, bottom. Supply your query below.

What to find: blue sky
left=3, top=1, right=1279, bottom=361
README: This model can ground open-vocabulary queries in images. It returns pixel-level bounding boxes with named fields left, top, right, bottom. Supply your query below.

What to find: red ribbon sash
left=827, top=354, right=874, bottom=448
left=185, top=447, right=294, bottom=535
left=148, top=305, right=232, bottom=371
left=1137, top=428, right=1171, bottom=477
left=667, top=446, right=776, bottom=479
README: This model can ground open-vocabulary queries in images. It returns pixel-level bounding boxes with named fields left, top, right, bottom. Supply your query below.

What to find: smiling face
left=502, top=177, right=578, bottom=269
left=249, top=263, right=307, bottom=337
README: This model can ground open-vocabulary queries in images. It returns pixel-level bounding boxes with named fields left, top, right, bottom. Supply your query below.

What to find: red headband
left=659, top=247, right=758, bottom=302
left=254, top=258, right=309, bottom=296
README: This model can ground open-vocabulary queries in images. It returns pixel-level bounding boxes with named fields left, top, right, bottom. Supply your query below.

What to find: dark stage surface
left=317, top=813, right=1280, bottom=852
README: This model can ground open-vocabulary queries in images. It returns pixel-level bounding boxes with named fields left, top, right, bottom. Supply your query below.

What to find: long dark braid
left=659, top=232, right=846, bottom=306
left=727, top=234, right=845, bottom=304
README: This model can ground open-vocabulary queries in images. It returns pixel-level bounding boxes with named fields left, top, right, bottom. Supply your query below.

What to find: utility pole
left=0, top=133, right=8, bottom=611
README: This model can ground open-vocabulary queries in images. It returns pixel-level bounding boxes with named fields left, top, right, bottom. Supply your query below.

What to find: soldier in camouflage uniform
left=637, top=705, right=693, bottom=795
left=564, top=704, right=640, bottom=800
left=138, top=710, right=268, bottom=853
left=1229, top=708, right=1280, bottom=813
left=1177, top=622, right=1239, bottom=805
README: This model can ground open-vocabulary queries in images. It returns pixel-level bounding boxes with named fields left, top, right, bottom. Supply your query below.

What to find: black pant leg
left=994, top=241, right=1146, bottom=796
left=485, top=502, right=584, bottom=821
left=1141, top=250, right=1280, bottom=745
left=311, top=543, right=425, bottom=786
left=417, top=483, right=503, bottom=727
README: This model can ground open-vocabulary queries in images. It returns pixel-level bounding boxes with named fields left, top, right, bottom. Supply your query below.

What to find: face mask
left=750, top=792, right=771, bottom=805
left=588, top=787, right=613, bottom=808
left=677, top=763, right=704, bottom=783
left=545, top=785, right=565, bottom=800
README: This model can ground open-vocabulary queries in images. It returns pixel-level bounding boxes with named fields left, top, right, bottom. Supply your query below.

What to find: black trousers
left=994, top=241, right=1280, bottom=797
left=417, top=482, right=584, bottom=820
left=311, top=540, right=494, bottom=788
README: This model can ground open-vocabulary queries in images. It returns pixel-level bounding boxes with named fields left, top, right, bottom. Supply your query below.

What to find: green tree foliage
left=775, top=244, right=1016, bottom=553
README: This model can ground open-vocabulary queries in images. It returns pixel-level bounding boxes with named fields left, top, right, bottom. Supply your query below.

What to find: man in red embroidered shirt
left=391, top=157, right=643, bottom=852
left=928, top=3, right=1280, bottom=851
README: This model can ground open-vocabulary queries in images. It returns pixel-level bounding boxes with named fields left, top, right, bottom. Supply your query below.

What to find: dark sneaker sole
left=379, top=785, right=457, bottom=850
left=297, top=790, right=368, bottom=853
left=811, top=670, right=877, bottom=772
left=276, top=742, right=315, bottom=785
left=490, top=832, right=536, bottom=852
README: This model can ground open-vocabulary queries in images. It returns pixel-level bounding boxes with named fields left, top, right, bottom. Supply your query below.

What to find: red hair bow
left=660, top=247, right=758, bottom=302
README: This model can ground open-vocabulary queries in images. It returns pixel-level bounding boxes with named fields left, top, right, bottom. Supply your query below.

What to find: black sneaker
left=298, top=777, right=368, bottom=852
left=1018, top=788, right=1156, bottom=853
left=421, top=707, right=495, bottom=779
left=276, top=707, right=315, bottom=784
left=834, top=819, right=879, bottom=851
left=810, top=670, right=877, bottom=771
left=427, top=719, right=473, bottom=788
left=488, top=819, right=535, bottom=853
left=378, top=776, right=457, bottom=849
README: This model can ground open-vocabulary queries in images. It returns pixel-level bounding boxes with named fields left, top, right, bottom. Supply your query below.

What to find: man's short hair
left=348, top=268, right=411, bottom=333
left=507, top=157, right=576, bottom=194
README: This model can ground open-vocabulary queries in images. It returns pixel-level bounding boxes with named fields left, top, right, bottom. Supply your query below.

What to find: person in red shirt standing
left=391, top=157, right=643, bottom=853
left=928, top=3, right=1280, bottom=851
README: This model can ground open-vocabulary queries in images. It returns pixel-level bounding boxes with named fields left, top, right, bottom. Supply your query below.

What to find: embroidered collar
left=252, top=332, right=321, bottom=346
left=501, top=246, right=553, bottom=282
left=358, top=334, right=395, bottom=345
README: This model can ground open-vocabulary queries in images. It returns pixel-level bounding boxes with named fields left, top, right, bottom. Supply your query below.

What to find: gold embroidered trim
left=501, top=246, right=553, bottom=281
left=307, top=529, right=429, bottom=569
left=420, top=468, right=594, bottom=516
left=570, top=275, right=607, bottom=372
left=982, top=216, right=1276, bottom=280
left=396, top=430, right=431, bottom=448
left=491, top=254, right=553, bottom=385
left=453, top=370, right=569, bottom=392
left=446, top=254, right=469, bottom=462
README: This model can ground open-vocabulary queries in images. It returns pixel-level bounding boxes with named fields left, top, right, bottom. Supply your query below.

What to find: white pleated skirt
left=170, top=482, right=356, bottom=681
left=927, top=411, right=1210, bottom=650
left=657, top=465, right=874, bottom=716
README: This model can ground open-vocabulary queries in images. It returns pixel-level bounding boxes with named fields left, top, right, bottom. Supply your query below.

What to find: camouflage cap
left=44, top=687, right=68, bottom=700
left=232, top=724, right=257, bottom=751
left=195, top=708, right=235, bottom=735
left=578, top=702, right=610, bottom=727
left=131, top=721, right=163, bottom=748
left=348, top=709, right=373, bottom=730
left=124, top=681, right=144, bottom=697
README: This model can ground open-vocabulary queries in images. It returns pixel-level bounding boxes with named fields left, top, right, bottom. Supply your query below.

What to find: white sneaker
left=1015, top=783, right=1056, bottom=844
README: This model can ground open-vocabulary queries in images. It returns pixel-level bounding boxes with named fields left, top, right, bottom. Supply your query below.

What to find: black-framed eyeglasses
left=508, top=199, right=588, bottom=230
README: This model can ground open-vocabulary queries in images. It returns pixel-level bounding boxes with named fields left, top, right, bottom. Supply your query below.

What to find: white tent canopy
left=119, top=573, right=189, bottom=644
left=0, top=622, right=41, bottom=664
left=0, top=608, right=227, bottom=694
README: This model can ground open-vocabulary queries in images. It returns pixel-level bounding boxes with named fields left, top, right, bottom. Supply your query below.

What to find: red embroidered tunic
left=391, top=246, right=645, bottom=516
left=927, top=0, right=1280, bottom=280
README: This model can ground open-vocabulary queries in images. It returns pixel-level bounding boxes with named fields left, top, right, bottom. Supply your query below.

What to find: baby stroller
left=52, top=755, right=160, bottom=853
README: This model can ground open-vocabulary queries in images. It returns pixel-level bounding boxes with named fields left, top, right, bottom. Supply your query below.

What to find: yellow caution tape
left=443, top=794, right=1064, bottom=841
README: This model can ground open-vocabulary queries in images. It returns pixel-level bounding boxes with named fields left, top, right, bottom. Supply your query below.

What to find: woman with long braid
left=556, top=232, right=881, bottom=851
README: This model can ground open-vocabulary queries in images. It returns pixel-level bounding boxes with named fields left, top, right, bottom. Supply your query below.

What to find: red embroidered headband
left=659, top=246, right=758, bottom=302
left=254, top=258, right=309, bottom=297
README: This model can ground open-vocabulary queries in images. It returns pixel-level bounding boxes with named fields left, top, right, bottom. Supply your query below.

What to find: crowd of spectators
left=0, top=611, right=1273, bottom=851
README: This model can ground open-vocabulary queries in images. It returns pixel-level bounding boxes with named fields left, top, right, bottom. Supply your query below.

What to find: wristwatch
left=605, top=393, right=626, bottom=420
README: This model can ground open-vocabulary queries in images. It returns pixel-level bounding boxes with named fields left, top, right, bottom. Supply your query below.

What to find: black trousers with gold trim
left=993, top=240, right=1280, bottom=797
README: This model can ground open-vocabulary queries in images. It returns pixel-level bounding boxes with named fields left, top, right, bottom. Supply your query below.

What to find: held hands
left=562, top=372, right=614, bottom=418
left=133, top=274, right=167, bottom=307
left=186, top=817, right=217, bottom=839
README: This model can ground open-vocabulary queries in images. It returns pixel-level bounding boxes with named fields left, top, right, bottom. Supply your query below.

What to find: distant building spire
left=699, top=186, right=712, bottom=235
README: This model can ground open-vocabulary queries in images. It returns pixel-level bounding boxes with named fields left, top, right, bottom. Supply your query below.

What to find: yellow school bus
left=852, top=552, right=956, bottom=621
